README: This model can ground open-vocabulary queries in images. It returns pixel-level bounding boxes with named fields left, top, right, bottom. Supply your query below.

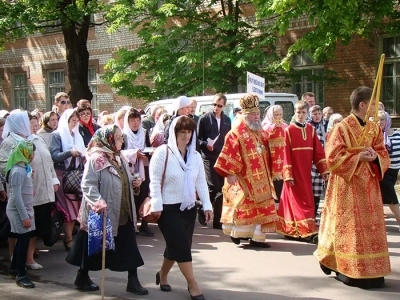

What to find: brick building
left=0, top=10, right=398, bottom=124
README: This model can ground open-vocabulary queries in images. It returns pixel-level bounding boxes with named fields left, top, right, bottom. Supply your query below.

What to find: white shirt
left=149, top=146, right=212, bottom=212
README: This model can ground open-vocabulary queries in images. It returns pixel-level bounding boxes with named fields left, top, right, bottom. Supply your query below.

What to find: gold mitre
left=240, top=94, right=260, bottom=114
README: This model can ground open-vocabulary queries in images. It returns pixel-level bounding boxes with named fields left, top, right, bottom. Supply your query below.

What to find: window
left=88, top=68, right=98, bottom=116
left=291, top=51, right=324, bottom=106
left=48, top=70, right=65, bottom=108
left=13, top=74, right=28, bottom=109
left=382, top=37, right=400, bottom=115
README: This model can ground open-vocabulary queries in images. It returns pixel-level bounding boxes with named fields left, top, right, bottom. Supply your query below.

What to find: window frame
left=13, top=73, right=29, bottom=110
left=291, top=50, right=324, bottom=106
left=381, top=36, right=400, bottom=116
left=47, top=69, right=65, bottom=109
left=88, top=68, right=98, bottom=117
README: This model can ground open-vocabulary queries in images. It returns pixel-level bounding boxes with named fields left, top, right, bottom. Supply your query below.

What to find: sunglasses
left=60, top=100, right=70, bottom=105
left=213, top=103, right=223, bottom=108
left=79, top=112, right=91, bottom=117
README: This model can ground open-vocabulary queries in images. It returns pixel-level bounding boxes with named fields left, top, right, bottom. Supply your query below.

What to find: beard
left=244, top=117, right=262, bottom=131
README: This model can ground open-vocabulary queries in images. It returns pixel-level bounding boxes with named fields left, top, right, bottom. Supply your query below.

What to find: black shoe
left=74, top=270, right=99, bottom=291
left=249, top=240, right=271, bottom=248
left=156, top=272, right=172, bottom=292
left=16, top=276, right=35, bottom=288
left=188, top=287, right=205, bottom=300
left=337, top=273, right=385, bottom=289
left=8, top=269, right=17, bottom=278
left=127, top=275, right=149, bottom=295
left=198, top=209, right=207, bottom=226
left=212, top=223, right=222, bottom=230
left=309, top=234, right=318, bottom=245
left=139, top=223, right=155, bottom=237
left=319, top=263, right=332, bottom=275
left=230, top=236, right=241, bottom=245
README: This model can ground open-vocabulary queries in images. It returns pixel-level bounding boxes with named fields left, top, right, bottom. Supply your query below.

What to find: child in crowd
left=6, top=140, right=36, bottom=288
left=262, top=105, right=288, bottom=207
left=276, top=101, right=328, bottom=244
left=308, top=105, right=326, bottom=219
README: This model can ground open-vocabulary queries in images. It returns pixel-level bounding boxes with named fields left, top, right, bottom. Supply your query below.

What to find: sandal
left=63, top=239, right=73, bottom=251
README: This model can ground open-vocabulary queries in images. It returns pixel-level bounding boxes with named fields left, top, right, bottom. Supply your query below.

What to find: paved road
left=0, top=208, right=399, bottom=300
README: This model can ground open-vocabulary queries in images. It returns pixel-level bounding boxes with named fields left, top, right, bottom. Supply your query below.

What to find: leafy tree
left=0, top=0, right=106, bottom=105
left=104, top=0, right=289, bottom=100
left=252, top=0, right=400, bottom=69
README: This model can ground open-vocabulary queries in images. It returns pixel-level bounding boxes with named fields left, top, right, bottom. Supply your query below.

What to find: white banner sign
left=247, top=71, right=265, bottom=100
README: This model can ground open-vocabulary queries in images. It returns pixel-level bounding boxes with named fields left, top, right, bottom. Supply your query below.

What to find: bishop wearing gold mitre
left=315, top=86, right=391, bottom=289
left=214, top=94, right=277, bottom=248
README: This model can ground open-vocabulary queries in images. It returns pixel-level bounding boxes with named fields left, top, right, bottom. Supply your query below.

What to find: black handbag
left=62, top=156, right=83, bottom=200
left=43, top=204, right=64, bottom=247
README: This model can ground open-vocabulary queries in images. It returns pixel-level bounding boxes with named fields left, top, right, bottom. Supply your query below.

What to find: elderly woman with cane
left=66, top=125, right=148, bottom=295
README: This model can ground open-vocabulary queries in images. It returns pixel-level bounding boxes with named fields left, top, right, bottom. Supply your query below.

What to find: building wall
left=0, top=15, right=148, bottom=114
left=0, top=8, right=384, bottom=121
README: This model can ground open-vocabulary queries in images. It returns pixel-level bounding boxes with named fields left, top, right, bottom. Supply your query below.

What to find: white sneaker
left=26, top=262, right=43, bottom=270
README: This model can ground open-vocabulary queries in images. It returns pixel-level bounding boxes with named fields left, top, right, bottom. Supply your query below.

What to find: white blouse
left=149, top=146, right=212, bottom=212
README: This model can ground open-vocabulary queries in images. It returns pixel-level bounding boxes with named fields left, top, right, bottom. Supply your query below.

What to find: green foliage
left=104, top=0, right=284, bottom=100
left=253, top=0, right=400, bottom=69
left=0, top=0, right=104, bottom=47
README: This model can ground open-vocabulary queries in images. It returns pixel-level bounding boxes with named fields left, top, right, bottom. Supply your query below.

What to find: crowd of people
left=0, top=88, right=398, bottom=297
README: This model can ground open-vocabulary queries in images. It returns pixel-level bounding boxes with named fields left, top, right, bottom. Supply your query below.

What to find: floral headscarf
left=87, top=125, right=119, bottom=156
left=5, top=140, right=35, bottom=180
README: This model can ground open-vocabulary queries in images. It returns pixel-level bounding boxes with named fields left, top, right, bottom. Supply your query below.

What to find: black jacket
left=197, top=111, right=231, bottom=160
left=78, top=123, right=101, bottom=147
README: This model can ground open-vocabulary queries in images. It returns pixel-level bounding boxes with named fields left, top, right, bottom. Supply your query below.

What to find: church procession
left=1, top=55, right=400, bottom=299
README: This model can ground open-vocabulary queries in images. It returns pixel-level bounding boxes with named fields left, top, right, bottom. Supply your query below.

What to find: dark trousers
left=314, top=196, right=320, bottom=218
left=10, top=232, right=32, bottom=277
left=203, top=158, right=224, bottom=227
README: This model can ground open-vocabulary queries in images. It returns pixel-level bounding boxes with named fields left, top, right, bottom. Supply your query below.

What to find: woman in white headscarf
left=149, top=116, right=212, bottom=300
left=163, top=96, right=191, bottom=143
left=150, top=113, right=169, bottom=147
left=49, top=109, right=86, bottom=251
left=0, top=110, right=32, bottom=260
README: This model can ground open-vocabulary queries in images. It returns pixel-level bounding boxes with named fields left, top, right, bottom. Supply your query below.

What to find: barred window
left=88, top=68, right=98, bottom=116
left=382, top=37, right=400, bottom=115
left=48, top=70, right=65, bottom=107
left=291, top=50, right=324, bottom=106
left=13, top=74, right=28, bottom=110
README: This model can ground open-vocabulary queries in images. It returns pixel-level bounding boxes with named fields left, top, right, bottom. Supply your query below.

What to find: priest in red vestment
left=276, top=100, right=328, bottom=243
left=315, top=86, right=390, bottom=289
left=214, top=94, right=277, bottom=248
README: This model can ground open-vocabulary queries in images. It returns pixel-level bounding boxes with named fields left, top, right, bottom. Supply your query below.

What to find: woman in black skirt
left=378, top=111, right=400, bottom=229
left=149, top=116, right=213, bottom=300
left=66, top=125, right=148, bottom=295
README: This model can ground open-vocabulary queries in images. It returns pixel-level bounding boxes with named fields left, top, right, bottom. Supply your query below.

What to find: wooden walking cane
left=101, top=212, right=107, bottom=300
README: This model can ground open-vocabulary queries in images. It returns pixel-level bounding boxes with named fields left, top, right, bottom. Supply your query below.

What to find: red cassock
left=276, top=123, right=328, bottom=238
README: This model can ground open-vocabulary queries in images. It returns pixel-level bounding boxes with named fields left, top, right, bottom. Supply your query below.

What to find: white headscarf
left=2, top=110, right=31, bottom=140
left=173, top=96, right=191, bottom=116
left=0, top=110, right=9, bottom=118
left=152, top=113, right=166, bottom=136
left=122, top=109, right=145, bottom=150
left=56, top=108, right=86, bottom=168
left=168, top=116, right=196, bottom=211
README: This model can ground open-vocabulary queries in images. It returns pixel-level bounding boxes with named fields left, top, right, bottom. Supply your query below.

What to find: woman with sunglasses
left=76, top=100, right=101, bottom=147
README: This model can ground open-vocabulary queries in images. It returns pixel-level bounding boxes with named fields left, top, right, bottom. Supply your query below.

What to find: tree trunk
left=61, top=5, right=92, bottom=106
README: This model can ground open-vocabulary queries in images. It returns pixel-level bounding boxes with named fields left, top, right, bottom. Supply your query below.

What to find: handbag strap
left=160, top=145, right=169, bottom=189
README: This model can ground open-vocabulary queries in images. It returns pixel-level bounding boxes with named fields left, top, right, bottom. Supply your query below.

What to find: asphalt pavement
left=0, top=206, right=399, bottom=300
